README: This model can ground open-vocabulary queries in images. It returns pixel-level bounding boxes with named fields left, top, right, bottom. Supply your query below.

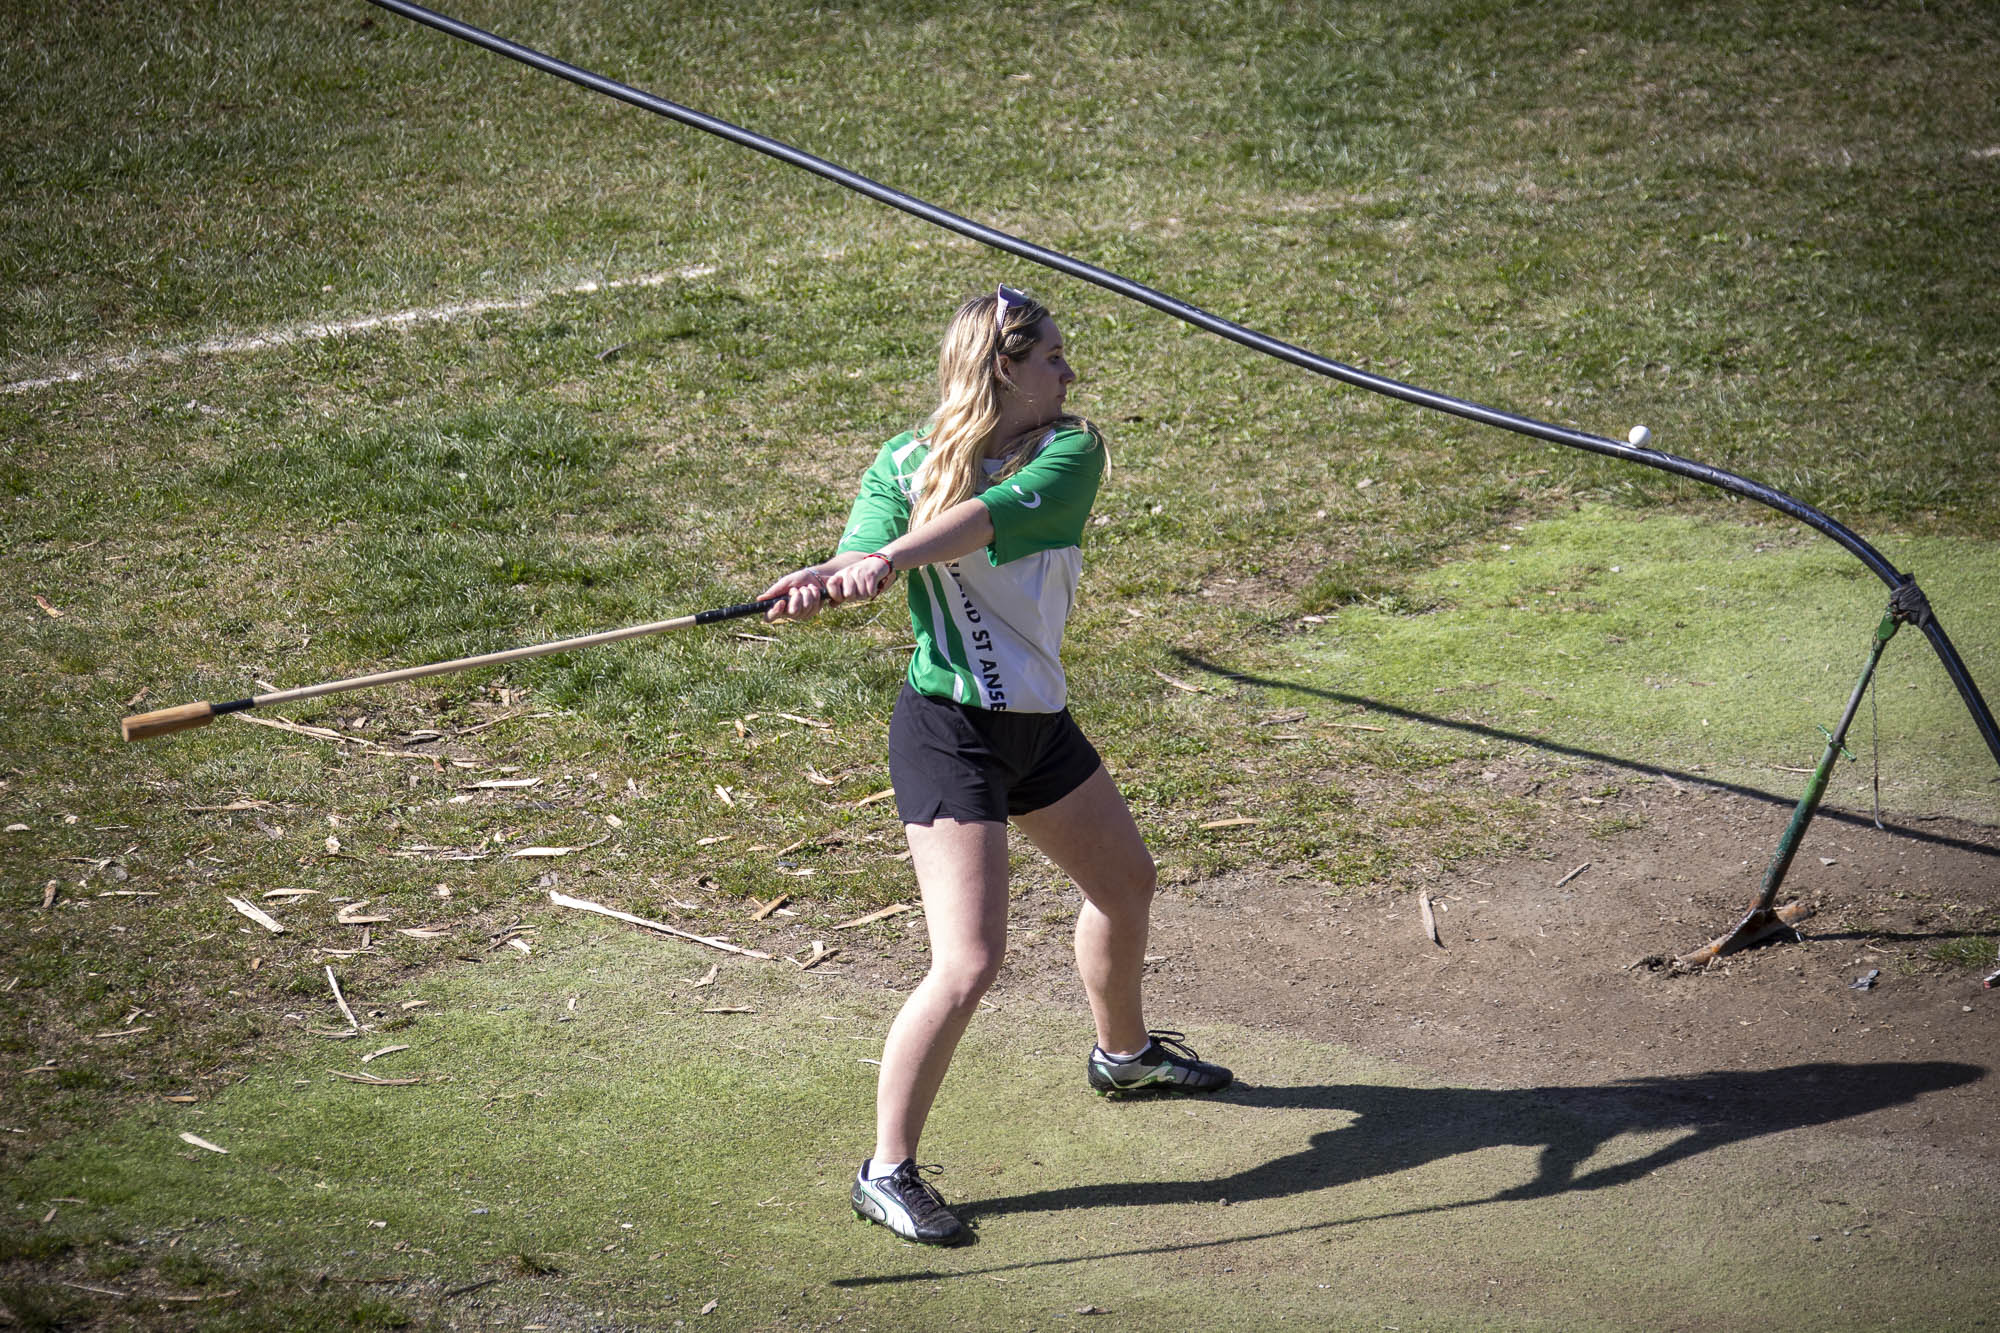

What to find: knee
left=1132, top=855, right=1157, bottom=903
left=1104, top=855, right=1156, bottom=917
left=925, top=946, right=1005, bottom=1011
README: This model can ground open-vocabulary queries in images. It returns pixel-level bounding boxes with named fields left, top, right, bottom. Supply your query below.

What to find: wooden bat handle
left=121, top=701, right=218, bottom=742
left=119, top=594, right=784, bottom=742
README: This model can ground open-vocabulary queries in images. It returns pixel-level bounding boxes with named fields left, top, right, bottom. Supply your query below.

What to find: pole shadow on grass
left=833, top=1059, right=1982, bottom=1286
left=1173, top=650, right=2000, bottom=861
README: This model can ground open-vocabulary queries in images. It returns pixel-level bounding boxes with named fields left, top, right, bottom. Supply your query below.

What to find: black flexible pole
left=364, top=0, right=2000, bottom=774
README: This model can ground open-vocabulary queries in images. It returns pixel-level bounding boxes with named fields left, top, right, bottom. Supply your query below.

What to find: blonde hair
left=911, top=288, right=1093, bottom=528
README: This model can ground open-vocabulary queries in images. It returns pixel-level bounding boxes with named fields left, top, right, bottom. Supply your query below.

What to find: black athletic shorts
left=888, top=682, right=1103, bottom=825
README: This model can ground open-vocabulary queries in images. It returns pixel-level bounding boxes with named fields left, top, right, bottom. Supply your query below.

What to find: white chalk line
left=1, top=265, right=718, bottom=396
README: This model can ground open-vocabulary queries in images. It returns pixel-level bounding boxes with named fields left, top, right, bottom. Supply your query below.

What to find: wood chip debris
left=1418, top=891, right=1442, bottom=947
left=507, top=937, right=533, bottom=956
left=462, top=777, right=541, bottom=790
left=1553, top=861, right=1592, bottom=889
left=509, top=836, right=609, bottom=859
left=689, top=964, right=719, bottom=989
left=185, top=799, right=275, bottom=813
left=795, top=941, right=838, bottom=971
left=328, top=1069, right=421, bottom=1086
left=700, top=1007, right=753, bottom=1015
left=392, top=843, right=492, bottom=861
left=549, top=890, right=773, bottom=959
left=1152, top=669, right=1208, bottom=694
left=227, top=896, right=286, bottom=933
left=232, top=713, right=379, bottom=748
left=33, top=594, right=64, bottom=617
left=713, top=785, right=736, bottom=807
left=1199, top=817, right=1260, bottom=830
left=833, top=902, right=914, bottom=930
left=751, top=894, right=789, bottom=921
left=336, top=901, right=390, bottom=925
left=262, top=887, right=318, bottom=900
left=487, top=926, right=536, bottom=952
left=776, top=712, right=831, bottom=729
left=853, top=787, right=896, bottom=808
left=326, top=966, right=362, bottom=1033
left=179, top=1132, right=228, bottom=1154
left=803, top=765, right=838, bottom=786
left=396, top=925, right=452, bottom=940
left=360, top=1045, right=410, bottom=1064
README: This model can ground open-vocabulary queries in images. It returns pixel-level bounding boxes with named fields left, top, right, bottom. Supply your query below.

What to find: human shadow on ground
left=960, top=1060, right=1983, bottom=1223
left=833, top=1061, right=1982, bottom=1286
left=1174, top=650, right=2000, bottom=861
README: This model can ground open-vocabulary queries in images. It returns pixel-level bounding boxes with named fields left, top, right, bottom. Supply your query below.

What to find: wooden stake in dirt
left=120, top=595, right=782, bottom=741
left=1673, top=900, right=1817, bottom=971
left=1418, top=891, right=1442, bottom=948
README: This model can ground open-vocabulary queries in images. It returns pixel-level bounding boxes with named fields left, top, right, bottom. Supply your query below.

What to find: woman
left=759, top=285, right=1231, bottom=1246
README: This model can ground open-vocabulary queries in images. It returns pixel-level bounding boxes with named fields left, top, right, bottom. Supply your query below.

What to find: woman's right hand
left=758, top=567, right=830, bottom=622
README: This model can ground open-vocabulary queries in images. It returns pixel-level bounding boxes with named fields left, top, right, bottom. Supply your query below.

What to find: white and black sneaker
left=851, top=1159, right=968, bottom=1245
left=1087, top=1030, right=1234, bottom=1098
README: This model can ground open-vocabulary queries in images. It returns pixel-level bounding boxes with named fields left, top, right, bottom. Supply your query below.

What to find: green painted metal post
left=1745, top=606, right=1902, bottom=922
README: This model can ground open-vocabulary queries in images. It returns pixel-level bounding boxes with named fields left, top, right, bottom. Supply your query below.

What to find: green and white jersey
left=837, top=423, right=1104, bottom=713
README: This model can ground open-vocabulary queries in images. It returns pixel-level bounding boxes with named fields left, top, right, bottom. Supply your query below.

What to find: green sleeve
left=978, top=425, right=1105, bottom=565
left=835, top=435, right=916, bottom=555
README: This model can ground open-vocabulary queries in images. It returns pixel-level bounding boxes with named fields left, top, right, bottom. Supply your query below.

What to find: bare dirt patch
left=985, top=764, right=1999, bottom=1147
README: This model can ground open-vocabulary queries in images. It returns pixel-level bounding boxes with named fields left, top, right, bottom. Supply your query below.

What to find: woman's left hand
left=825, top=554, right=893, bottom=604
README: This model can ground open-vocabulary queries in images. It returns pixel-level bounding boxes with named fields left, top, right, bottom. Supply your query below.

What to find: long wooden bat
left=121, top=595, right=782, bottom=742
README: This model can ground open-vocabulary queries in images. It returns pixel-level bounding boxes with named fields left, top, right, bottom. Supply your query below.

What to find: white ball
left=1627, top=425, right=1652, bottom=447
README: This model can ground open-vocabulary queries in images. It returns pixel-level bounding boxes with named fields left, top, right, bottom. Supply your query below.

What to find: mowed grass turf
left=2, top=0, right=1997, bottom=1325
left=9, top=929, right=1993, bottom=1330
left=1285, top=507, right=2000, bottom=820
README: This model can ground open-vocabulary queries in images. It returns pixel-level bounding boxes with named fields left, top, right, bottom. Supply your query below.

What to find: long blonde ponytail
left=909, top=288, right=1049, bottom=529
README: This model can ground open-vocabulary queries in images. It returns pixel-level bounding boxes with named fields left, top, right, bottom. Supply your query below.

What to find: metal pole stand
left=1674, top=580, right=1932, bottom=970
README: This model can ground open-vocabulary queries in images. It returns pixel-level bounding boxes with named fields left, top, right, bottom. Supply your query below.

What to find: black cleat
left=851, top=1159, right=968, bottom=1245
left=1087, top=1030, right=1234, bottom=1098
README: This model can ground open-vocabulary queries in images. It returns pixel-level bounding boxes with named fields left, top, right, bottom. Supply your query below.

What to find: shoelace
left=1143, top=1030, right=1206, bottom=1065
left=890, top=1163, right=954, bottom=1221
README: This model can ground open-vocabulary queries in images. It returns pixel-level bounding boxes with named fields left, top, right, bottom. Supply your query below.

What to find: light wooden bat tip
left=121, top=701, right=217, bottom=742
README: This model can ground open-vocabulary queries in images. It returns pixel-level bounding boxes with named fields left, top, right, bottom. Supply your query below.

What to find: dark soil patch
left=980, top=766, right=2000, bottom=1147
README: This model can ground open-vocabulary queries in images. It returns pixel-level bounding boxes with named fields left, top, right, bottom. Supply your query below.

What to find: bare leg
left=1011, top=765, right=1155, bottom=1057
left=872, top=817, right=1010, bottom=1165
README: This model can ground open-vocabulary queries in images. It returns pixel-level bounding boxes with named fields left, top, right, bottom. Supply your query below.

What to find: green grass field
left=3, top=1, right=1996, bottom=1325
